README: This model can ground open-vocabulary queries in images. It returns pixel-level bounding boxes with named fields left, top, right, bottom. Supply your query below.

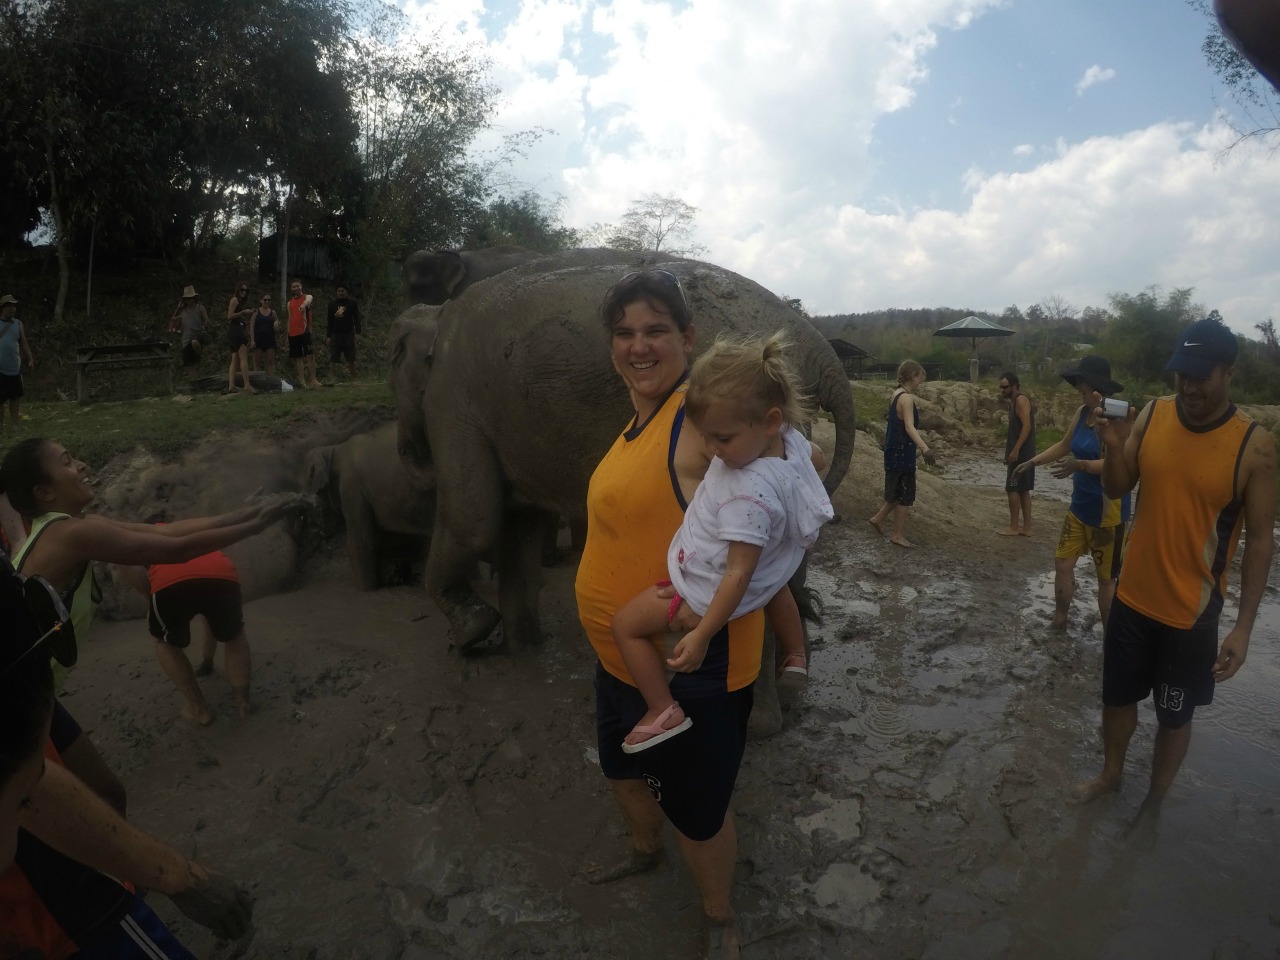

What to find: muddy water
left=66, top=518, right=1279, bottom=959
left=940, top=452, right=1073, bottom=505
left=1000, top=536, right=1280, bottom=960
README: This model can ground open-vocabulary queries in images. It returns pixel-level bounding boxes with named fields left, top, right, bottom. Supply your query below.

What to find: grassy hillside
left=6, top=381, right=395, bottom=467
left=2, top=249, right=407, bottom=402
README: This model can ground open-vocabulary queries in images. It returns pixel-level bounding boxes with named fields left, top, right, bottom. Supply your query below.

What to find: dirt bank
left=54, top=394, right=1280, bottom=959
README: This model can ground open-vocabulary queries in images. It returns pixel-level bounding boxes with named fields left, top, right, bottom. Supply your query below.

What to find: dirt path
left=56, top=419, right=1280, bottom=959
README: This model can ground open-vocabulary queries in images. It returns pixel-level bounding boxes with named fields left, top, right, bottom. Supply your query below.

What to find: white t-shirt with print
left=668, top=426, right=833, bottom=618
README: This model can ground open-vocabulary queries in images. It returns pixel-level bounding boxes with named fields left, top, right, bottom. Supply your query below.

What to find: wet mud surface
left=60, top=427, right=1280, bottom=959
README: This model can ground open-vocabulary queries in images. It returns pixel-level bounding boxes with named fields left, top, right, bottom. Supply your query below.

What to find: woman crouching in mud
left=574, top=269, right=766, bottom=959
left=0, top=437, right=294, bottom=807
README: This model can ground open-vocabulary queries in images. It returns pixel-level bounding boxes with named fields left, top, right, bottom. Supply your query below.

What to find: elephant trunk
left=811, top=346, right=855, bottom=494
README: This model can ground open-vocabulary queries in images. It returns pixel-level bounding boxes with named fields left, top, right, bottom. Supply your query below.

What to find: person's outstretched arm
left=65, top=499, right=290, bottom=567
left=22, top=763, right=253, bottom=938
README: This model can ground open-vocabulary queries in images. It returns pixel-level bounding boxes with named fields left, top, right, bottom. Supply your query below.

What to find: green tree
left=0, top=0, right=359, bottom=321
left=595, top=194, right=707, bottom=255
left=1256, top=318, right=1280, bottom=362
left=1097, top=287, right=1202, bottom=382
left=1192, top=0, right=1280, bottom=148
left=465, top=190, right=581, bottom=252
left=342, top=14, right=498, bottom=300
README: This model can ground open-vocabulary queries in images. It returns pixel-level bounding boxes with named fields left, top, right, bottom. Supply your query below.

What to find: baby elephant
left=300, top=423, right=436, bottom=591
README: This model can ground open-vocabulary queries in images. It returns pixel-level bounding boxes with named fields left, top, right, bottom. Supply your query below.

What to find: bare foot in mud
left=889, top=536, right=915, bottom=548
left=996, top=526, right=1020, bottom=537
left=1071, top=773, right=1119, bottom=805
left=581, top=848, right=666, bottom=884
left=194, top=659, right=215, bottom=678
left=702, top=914, right=741, bottom=960
left=867, top=517, right=886, bottom=537
left=234, top=692, right=253, bottom=720
left=1019, top=526, right=1033, bottom=537
left=1050, top=613, right=1068, bottom=631
left=181, top=703, right=214, bottom=727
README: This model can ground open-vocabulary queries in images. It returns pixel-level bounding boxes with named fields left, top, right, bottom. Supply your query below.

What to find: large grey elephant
left=299, top=423, right=436, bottom=591
left=402, top=246, right=544, bottom=305
left=388, top=252, right=856, bottom=658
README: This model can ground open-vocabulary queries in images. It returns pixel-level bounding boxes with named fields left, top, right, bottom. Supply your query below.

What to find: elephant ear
left=439, top=251, right=466, bottom=296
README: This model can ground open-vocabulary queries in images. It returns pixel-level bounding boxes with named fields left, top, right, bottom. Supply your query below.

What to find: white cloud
left=1076, top=65, right=1117, bottom=96
left=398, top=2, right=1280, bottom=335
left=803, top=123, right=1280, bottom=331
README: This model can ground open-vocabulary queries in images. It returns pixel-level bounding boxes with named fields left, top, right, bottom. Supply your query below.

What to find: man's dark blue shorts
left=1103, top=596, right=1217, bottom=728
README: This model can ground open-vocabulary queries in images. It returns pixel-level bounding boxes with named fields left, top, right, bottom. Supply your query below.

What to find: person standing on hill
left=168, top=286, right=209, bottom=384
left=250, top=291, right=280, bottom=375
left=998, top=371, right=1036, bottom=537
left=326, top=284, right=362, bottom=382
left=225, top=280, right=255, bottom=394
left=0, top=294, right=35, bottom=431
left=287, top=278, right=322, bottom=389
left=1074, top=317, right=1276, bottom=815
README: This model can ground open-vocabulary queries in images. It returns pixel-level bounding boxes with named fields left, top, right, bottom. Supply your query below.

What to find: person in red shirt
left=126, top=539, right=252, bottom=725
left=286, top=277, right=323, bottom=390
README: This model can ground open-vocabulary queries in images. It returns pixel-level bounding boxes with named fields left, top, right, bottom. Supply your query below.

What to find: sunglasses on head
left=613, top=269, right=689, bottom=310
left=0, top=572, right=76, bottom=677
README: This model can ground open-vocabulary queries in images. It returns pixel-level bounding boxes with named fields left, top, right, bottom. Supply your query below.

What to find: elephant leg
left=341, top=481, right=380, bottom=592
left=425, top=452, right=504, bottom=650
left=539, top=511, right=562, bottom=567
left=749, top=555, right=815, bottom=740
left=497, top=507, right=546, bottom=648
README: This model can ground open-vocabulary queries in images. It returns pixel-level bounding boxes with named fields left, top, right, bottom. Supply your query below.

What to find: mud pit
left=58, top=415, right=1280, bottom=959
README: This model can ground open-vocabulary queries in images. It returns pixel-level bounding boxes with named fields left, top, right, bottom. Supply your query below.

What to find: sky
left=399, top=0, right=1280, bottom=334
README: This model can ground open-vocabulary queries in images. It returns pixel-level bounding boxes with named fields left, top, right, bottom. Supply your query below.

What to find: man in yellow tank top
left=1074, top=317, right=1276, bottom=815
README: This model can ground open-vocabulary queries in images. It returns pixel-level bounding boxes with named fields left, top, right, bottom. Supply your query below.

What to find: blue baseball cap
left=1165, top=318, right=1238, bottom=379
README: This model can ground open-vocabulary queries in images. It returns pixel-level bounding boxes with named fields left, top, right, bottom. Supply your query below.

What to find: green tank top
left=14, top=512, right=102, bottom=683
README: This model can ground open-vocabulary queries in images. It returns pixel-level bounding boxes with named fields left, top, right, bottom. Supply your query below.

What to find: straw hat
left=181, top=285, right=199, bottom=299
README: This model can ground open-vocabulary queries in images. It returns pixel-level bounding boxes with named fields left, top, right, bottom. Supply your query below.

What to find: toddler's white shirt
left=668, top=426, right=834, bottom=618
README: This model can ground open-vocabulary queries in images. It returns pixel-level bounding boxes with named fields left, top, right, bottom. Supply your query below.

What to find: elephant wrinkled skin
left=403, top=246, right=543, bottom=305
left=388, top=253, right=856, bottom=662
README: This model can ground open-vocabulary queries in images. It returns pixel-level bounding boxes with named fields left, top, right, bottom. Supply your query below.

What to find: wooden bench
left=74, top=341, right=173, bottom=403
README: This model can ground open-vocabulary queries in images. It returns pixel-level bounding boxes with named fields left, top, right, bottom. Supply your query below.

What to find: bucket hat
left=1059, top=355, right=1123, bottom=395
